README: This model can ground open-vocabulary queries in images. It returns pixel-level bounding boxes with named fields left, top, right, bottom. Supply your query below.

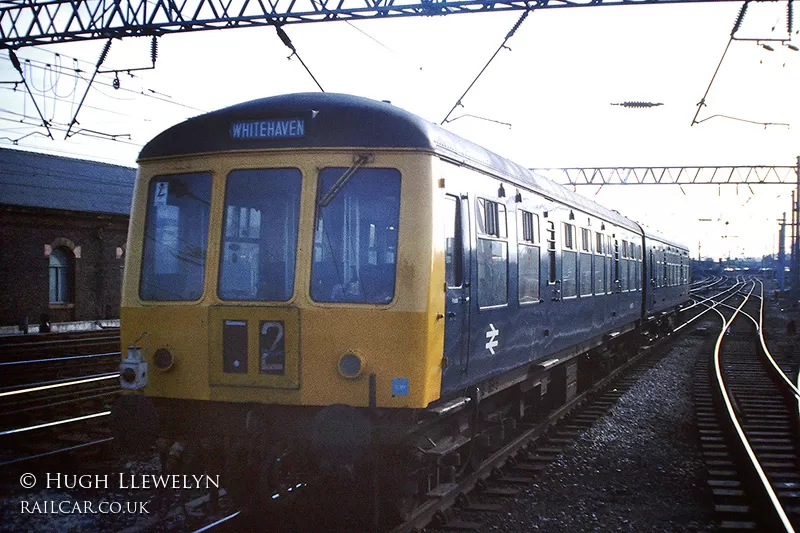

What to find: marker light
left=153, top=348, right=174, bottom=371
left=338, top=352, right=364, bottom=378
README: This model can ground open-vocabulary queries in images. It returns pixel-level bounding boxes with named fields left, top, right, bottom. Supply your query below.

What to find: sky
left=0, top=0, right=798, bottom=260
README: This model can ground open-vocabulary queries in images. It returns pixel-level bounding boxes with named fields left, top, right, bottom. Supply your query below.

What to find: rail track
left=0, top=328, right=120, bottom=355
left=1, top=329, right=120, bottom=386
left=12, top=282, right=798, bottom=533
left=694, top=278, right=800, bottom=532
left=0, top=331, right=121, bottom=468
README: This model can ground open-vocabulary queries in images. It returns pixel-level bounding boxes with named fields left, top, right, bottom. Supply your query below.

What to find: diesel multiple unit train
left=113, top=93, right=691, bottom=524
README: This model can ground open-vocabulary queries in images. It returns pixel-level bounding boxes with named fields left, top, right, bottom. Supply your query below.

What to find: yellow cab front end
left=119, top=148, right=446, bottom=423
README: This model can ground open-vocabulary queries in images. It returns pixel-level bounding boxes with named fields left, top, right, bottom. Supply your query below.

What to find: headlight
left=338, top=352, right=364, bottom=378
left=153, top=347, right=174, bottom=371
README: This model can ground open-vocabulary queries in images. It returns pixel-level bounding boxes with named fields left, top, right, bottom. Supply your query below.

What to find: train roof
left=140, top=93, right=645, bottom=235
left=639, top=225, right=690, bottom=254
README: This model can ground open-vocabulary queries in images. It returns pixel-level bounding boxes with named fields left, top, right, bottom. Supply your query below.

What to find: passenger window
left=620, top=240, right=629, bottom=291
left=594, top=232, right=606, bottom=295
left=579, top=228, right=592, bottom=297
left=477, top=239, right=508, bottom=307
left=562, top=223, right=577, bottom=298
left=520, top=210, right=539, bottom=244
left=563, top=223, right=575, bottom=250
left=477, top=198, right=508, bottom=308
left=477, top=198, right=507, bottom=238
left=518, top=210, right=540, bottom=304
left=581, top=228, right=591, bottom=253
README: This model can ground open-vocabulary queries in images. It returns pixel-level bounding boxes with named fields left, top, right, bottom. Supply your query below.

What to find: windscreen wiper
left=317, top=154, right=373, bottom=208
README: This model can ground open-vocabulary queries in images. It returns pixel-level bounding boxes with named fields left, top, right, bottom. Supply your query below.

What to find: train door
left=442, top=193, right=472, bottom=390
left=545, top=220, right=561, bottom=302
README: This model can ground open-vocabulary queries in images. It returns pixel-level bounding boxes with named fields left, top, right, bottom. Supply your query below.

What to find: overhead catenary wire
left=441, top=9, right=532, bottom=125
left=0, top=45, right=205, bottom=148
left=0, top=114, right=139, bottom=147
left=690, top=2, right=748, bottom=127
left=446, top=113, right=512, bottom=128
left=7, top=50, right=53, bottom=139
left=0, top=108, right=135, bottom=141
left=0, top=133, right=135, bottom=164
left=0, top=54, right=204, bottom=111
left=0, top=85, right=159, bottom=121
left=693, top=113, right=790, bottom=128
left=64, top=39, right=113, bottom=139
left=691, top=1, right=792, bottom=128
left=6, top=38, right=201, bottom=141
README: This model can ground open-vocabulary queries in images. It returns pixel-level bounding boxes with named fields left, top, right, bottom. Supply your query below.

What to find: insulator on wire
left=611, top=101, right=664, bottom=108
left=151, top=36, right=158, bottom=65
left=731, top=1, right=749, bottom=37
left=9, top=50, right=22, bottom=74
left=788, top=0, right=793, bottom=35
left=506, top=10, right=529, bottom=39
left=97, top=40, right=112, bottom=68
left=275, top=26, right=296, bottom=53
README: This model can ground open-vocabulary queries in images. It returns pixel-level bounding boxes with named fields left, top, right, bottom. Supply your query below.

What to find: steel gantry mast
left=536, top=165, right=798, bottom=186
left=1, top=0, right=746, bottom=49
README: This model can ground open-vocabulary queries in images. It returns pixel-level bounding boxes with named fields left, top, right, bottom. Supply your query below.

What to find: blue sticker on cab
left=392, top=378, right=409, bottom=397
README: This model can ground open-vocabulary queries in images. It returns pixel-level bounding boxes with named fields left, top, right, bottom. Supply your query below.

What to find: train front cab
left=115, top=147, right=452, bottom=455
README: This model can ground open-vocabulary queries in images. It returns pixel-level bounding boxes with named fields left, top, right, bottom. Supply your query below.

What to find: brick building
left=0, top=148, right=135, bottom=327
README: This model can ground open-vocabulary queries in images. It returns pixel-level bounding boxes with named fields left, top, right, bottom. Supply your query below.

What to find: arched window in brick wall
left=49, top=247, right=74, bottom=304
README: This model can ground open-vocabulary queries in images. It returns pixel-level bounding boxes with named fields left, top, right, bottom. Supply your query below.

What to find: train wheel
left=378, top=452, right=423, bottom=527
left=382, top=484, right=419, bottom=526
left=223, top=442, right=256, bottom=507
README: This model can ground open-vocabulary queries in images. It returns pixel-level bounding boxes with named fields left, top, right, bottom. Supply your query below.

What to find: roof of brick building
left=0, top=148, right=135, bottom=215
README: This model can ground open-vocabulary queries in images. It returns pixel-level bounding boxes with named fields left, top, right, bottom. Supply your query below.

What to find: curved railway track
left=695, top=278, right=800, bottom=532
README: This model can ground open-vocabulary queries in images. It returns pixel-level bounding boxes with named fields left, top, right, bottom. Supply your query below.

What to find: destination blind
left=230, top=119, right=305, bottom=140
